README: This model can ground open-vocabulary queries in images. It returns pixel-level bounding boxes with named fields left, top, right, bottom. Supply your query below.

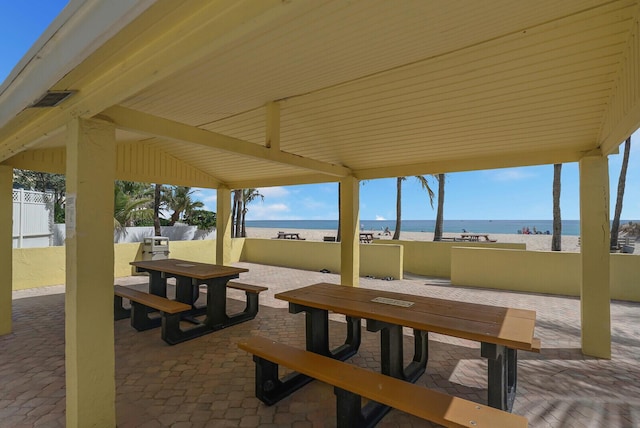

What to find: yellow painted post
left=216, top=186, right=232, bottom=265
left=0, top=166, right=12, bottom=335
left=579, top=155, right=611, bottom=358
left=65, top=117, right=116, bottom=427
left=340, top=176, right=360, bottom=287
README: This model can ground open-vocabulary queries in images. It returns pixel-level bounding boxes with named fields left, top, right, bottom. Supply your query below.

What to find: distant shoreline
left=246, top=227, right=582, bottom=253
left=245, top=219, right=640, bottom=237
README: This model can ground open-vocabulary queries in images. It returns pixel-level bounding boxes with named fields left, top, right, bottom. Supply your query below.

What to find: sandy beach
left=246, top=227, right=582, bottom=252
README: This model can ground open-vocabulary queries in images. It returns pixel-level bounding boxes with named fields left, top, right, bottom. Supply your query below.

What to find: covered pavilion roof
left=1, top=0, right=639, bottom=186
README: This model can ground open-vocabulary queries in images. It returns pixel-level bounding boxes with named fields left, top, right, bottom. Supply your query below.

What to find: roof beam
left=103, top=106, right=351, bottom=178
left=227, top=173, right=340, bottom=190
left=0, top=0, right=307, bottom=161
left=2, top=143, right=222, bottom=188
left=2, top=148, right=66, bottom=174
left=355, top=147, right=594, bottom=179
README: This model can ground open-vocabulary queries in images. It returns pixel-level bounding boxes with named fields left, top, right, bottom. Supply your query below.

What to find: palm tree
left=552, top=164, right=562, bottom=251
left=240, top=188, right=264, bottom=237
left=232, top=189, right=243, bottom=238
left=164, top=186, right=204, bottom=226
left=393, top=178, right=403, bottom=240
left=113, top=185, right=153, bottom=231
left=611, top=137, right=631, bottom=250
left=433, top=174, right=445, bottom=241
left=336, top=182, right=341, bottom=242
left=153, top=183, right=162, bottom=236
left=116, top=180, right=151, bottom=199
left=393, top=176, right=435, bottom=240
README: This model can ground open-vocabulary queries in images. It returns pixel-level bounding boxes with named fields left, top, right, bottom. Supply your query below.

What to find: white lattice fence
left=13, top=189, right=54, bottom=248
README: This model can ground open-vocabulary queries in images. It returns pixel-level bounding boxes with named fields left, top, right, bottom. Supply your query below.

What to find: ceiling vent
left=30, top=90, right=76, bottom=108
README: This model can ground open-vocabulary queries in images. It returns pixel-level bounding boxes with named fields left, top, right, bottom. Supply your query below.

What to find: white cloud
left=375, top=215, right=386, bottom=220
left=245, top=203, right=292, bottom=220
left=258, top=187, right=290, bottom=198
left=191, top=188, right=216, bottom=211
left=302, top=197, right=328, bottom=210
left=488, top=168, right=536, bottom=182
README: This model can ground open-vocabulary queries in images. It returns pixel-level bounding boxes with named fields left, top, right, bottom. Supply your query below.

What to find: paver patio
left=1, top=262, right=639, bottom=427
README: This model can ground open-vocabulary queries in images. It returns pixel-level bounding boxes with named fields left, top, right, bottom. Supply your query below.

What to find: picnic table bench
left=114, top=285, right=191, bottom=342
left=226, top=281, right=269, bottom=318
left=239, top=336, right=527, bottom=427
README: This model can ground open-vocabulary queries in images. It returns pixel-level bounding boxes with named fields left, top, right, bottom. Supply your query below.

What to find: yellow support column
left=65, top=117, right=116, bottom=427
left=0, top=166, right=12, bottom=336
left=216, top=186, right=232, bottom=266
left=579, top=155, right=611, bottom=358
left=340, top=177, right=360, bottom=287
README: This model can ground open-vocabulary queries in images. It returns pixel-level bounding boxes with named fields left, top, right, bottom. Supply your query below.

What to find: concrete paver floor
left=1, top=262, right=639, bottom=427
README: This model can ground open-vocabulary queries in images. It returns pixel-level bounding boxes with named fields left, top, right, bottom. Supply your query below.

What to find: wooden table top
left=275, top=282, right=536, bottom=351
left=130, top=258, right=248, bottom=280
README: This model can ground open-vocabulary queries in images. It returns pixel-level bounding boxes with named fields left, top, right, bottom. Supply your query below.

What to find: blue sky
left=5, top=2, right=640, bottom=221
left=192, top=148, right=640, bottom=221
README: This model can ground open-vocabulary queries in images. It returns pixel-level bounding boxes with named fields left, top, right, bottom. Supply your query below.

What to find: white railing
left=12, top=189, right=54, bottom=248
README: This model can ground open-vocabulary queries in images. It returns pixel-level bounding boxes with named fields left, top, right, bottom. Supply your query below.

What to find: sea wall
left=12, top=239, right=640, bottom=303
left=12, top=240, right=219, bottom=290
left=373, top=239, right=525, bottom=278
left=240, top=238, right=403, bottom=279
left=451, top=247, right=640, bottom=301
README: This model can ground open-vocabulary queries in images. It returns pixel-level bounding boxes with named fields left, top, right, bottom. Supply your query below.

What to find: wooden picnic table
left=274, top=231, right=305, bottom=240
left=124, top=258, right=251, bottom=344
left=461, top=233, right=497, bottom=242
left=359, top=232, right=374, bottom=243
left=274, top=282, right=538, bottom=412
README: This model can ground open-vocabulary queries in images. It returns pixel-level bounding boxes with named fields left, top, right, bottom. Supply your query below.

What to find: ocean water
left=245, top=219, right=639, bottom=236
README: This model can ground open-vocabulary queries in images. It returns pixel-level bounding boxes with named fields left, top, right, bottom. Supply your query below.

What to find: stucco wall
left=451, top=247, right=640, bottom=301
left=240, top=238, right=403, bottom=279
left=12, top=240, right=640, bottom=303
left=609, top=254, right=640, bottom=301
left=375, top=239, right=525, bottom=278
left=13, top=240, right=220, bottom=290
left=13, top=246, right=66, bottom=290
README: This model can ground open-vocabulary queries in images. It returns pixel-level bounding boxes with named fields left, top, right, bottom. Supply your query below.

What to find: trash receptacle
left=142, top=237, right=170, bottom=260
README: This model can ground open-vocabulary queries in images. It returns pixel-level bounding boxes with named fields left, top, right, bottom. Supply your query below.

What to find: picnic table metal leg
left=203, top=275, right=254, bottom=328
left=129, top=301, right=161, bottom=331
left=353, top=321, right=428, bottom=423
left=335, top=387, right=385, bottom=428
left=174, top=275, right=199, bottom=308
left=161, top=312, right=184, bottom=345
left=289, top=303, right=361, bottom=360
left=113, top=269, right=168, bottom=320
left=156, top=274, right=244, bottom=345
left=147, top=271, right=167, bottom=296
left=251, top=356, right=312, bottom=406
left=113, top=295, right=131, bottom=320
left=255, top=303, right=362, bottom=405
left=367, top=321, right=428, bottom=382
left=481, top=343, right=517, bottom=411
left=169, top=275, right=206, bottom=323
left=202, top=278, right=229, bottom=329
